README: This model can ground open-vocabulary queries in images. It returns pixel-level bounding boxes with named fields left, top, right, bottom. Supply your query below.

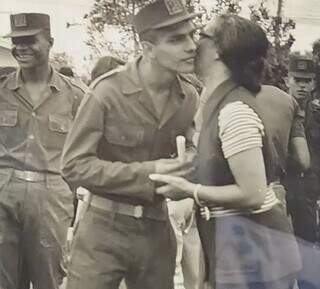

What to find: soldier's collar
left=48, top=67, right=61, bottom=92
left=176, top=75, right=187, bottom=99
left=6, top=68, right=23, bottom=90
left=121, top=57, right=143, bottom=94
left=7, top=66, right=61, bottom=91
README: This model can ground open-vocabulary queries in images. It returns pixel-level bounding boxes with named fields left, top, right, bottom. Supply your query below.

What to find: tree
left=50, top=52, right=74, bottom=70
left=249, top=0, right=295, bottom=91
left=210, top=0, right=242, bottom=15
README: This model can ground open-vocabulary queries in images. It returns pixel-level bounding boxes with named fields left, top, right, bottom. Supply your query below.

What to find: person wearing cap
left=284, top=55, right=320, bottom=288
left=284, top=55, right=318, bottom=244
left=61, top=0, right=199, bottom=289
left=0, top=13, right=85, bottom=289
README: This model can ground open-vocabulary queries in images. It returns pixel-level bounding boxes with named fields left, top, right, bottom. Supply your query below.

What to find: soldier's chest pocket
left=45, top=114, right=72, bottom=149
left=104, top=125, right=145, bottom=147
left=0, top=110, right=18, bottom=127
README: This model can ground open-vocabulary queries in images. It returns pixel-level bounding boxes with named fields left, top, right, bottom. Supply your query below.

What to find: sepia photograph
left=0, top=0, right=320, bottom=289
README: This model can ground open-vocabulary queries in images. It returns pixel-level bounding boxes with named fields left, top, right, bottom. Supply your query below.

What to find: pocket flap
left=105, top=125, right=144, bottom=147
left=49, top=114, right=71, bottom=133
left=0, top=110, right=18, bottom=127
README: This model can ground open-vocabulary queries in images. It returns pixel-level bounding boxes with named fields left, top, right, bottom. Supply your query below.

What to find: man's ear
left=140, top=41, right=155, bottom=59
left=283, top=76, right=289, bottom=88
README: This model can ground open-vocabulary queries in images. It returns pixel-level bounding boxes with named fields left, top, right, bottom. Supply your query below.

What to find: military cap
left=133, top=0, right=200, bottom=34
left=5, top=13, right=50, bottom=38
left=289, top=55, right=315, bottom=78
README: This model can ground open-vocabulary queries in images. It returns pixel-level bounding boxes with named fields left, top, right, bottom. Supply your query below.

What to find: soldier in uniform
left=61, top=1, right=199, bottom=289
left=284, top=55, right=317, bottom=244
left=0, top=13, right=85, bottom=289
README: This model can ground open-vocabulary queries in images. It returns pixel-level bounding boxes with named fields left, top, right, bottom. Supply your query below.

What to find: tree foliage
left=50, top=52, right=74, bottom=70
left=249, top=0, right=295, bottom=91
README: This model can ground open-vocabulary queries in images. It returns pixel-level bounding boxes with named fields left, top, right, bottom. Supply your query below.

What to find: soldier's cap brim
left=4, top=28, right=43, bottom=38
left=290, top=71, right=315, bottom=78
left=151, top=12, right=201, bottom=30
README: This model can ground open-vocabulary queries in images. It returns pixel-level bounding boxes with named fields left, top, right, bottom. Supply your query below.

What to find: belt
left=90, top=195, right=144, bottom=218
left=12, top=169, right=46, bottom=182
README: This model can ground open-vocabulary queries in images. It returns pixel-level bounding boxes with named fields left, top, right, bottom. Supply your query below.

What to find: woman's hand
left=149, top=174, right=195, bottom=200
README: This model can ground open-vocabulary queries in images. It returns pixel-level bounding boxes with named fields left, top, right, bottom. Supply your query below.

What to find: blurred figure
left=90, top=55, right=125, bottom=82
left=284, top=55, right=317, bottom=244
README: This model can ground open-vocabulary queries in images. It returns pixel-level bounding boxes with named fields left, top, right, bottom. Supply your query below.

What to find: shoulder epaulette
left=89, top=67, right=122, bottom=89
left=59, top=74, right=88, bottom=94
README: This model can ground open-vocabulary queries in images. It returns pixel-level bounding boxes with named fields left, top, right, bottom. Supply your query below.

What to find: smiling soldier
left=0, top=13, right=85, bottom=289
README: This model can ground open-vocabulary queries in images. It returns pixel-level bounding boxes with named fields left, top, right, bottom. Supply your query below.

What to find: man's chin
left=17, top=62, right=36, bottom=69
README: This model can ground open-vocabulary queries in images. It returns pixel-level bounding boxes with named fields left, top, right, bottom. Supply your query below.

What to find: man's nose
left=186, top=35, right=197, bottom=52
left=15, top=43, right=29, bottom=50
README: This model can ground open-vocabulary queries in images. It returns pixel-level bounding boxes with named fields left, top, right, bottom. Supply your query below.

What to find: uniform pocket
left=104, top=124, right=144, bottom=147
left=49, top=114, right=71, bottom=134
left=0, top=110, right=18, bottom=127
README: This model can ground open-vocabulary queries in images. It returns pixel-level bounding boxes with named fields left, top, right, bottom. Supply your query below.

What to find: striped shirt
left=202, top=101, right=279, bottom=218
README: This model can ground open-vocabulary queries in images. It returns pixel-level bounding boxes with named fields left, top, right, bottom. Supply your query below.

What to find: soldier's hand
left=154, top=157, right=194, bottom=177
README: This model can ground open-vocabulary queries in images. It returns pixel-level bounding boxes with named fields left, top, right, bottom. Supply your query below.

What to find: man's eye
left=170, top=37, right=183, bottom=43
left=12, top=37, right=35, bottom=45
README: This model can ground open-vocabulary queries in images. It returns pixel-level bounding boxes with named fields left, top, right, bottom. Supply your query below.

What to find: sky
left=1, top=0, right=320, bottom=75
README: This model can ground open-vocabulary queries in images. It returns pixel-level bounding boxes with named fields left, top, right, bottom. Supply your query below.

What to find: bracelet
left=193, top=184, right=203, bottom=206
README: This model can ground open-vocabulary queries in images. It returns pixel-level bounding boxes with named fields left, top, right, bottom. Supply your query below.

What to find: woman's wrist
left=192, top=183, right=203, bottom=206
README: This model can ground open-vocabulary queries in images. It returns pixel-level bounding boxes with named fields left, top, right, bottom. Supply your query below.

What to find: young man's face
left=150, top=20, right=197, bottom=74
left=288, top=74, right=315, bottom=101
left=11, top=32, right=52, bottom=69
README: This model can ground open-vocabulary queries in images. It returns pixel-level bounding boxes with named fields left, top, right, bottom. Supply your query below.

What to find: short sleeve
left=218, top=101, right=264, bottom=159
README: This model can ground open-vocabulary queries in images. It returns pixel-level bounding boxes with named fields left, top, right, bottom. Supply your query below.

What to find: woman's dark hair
left=212, top=14, right=269, bottom=93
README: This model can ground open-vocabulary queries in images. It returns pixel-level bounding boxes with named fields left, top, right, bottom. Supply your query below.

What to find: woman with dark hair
left=150, top=14, right=302, bottom=289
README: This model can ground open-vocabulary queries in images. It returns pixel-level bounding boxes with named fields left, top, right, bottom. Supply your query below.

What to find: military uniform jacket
left=195, top=79, right=301, bottom=284
left=61, top=59, right=198, bottom=213
left=0, top=68, right=85, bottom=174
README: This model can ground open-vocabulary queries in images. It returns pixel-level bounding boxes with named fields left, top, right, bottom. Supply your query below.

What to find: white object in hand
left=176, top=135, right=186, bottom=162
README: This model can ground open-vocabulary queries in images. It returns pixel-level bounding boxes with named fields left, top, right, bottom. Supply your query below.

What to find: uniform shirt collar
left=6, top=66, right=61, bottom=92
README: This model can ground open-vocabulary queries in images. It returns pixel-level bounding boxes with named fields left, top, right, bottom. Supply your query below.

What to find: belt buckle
left=24, top=171, right=36, bottom=182
left=133, top=205, right=143, bottom=218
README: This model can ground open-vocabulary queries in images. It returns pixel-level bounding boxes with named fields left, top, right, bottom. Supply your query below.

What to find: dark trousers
left=66, top=206, right=176, bottom=289
left=0, top=170, right=74, bottom=289
left=287, top=193, right=317, bottom=243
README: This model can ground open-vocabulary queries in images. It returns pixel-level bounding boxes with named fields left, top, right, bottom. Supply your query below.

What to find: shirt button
left=32, top=112, right=36, bottom=117
left=28, top=134, right=35, bottom=140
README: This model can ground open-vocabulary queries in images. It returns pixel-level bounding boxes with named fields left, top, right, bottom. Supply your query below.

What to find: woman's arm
left=150, top=101, right=268, bottom=210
